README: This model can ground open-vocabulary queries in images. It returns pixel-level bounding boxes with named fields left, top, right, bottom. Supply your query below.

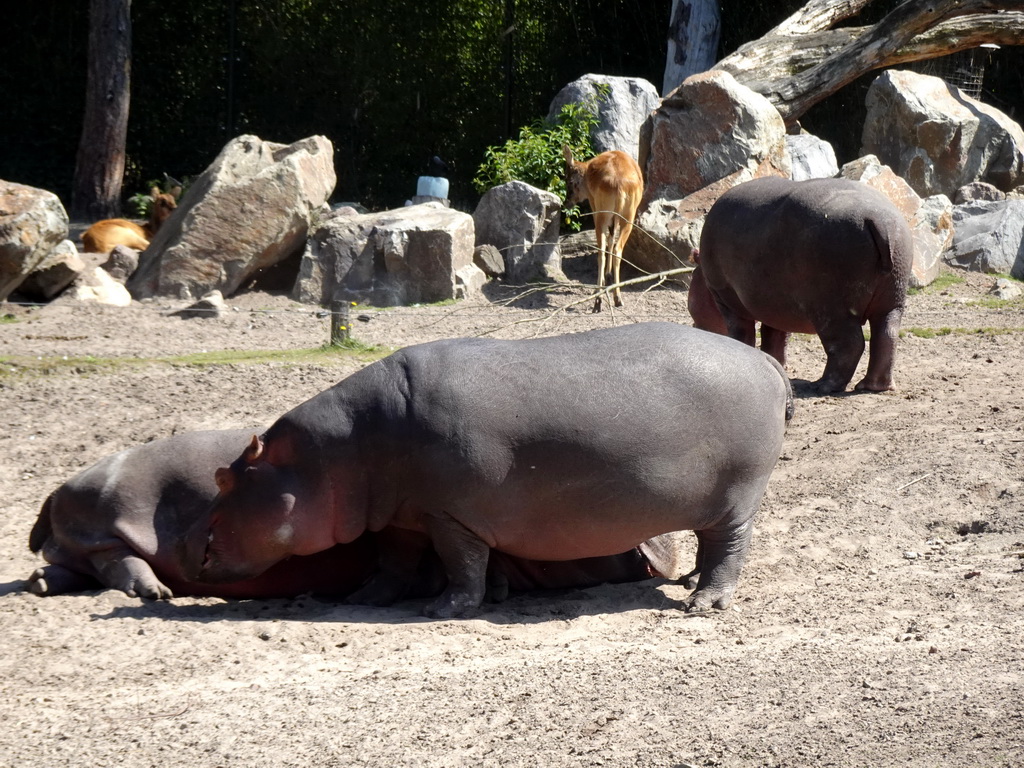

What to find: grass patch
left=907, top=273, right=965, bottom=295
left=902, top=326, right=1024, bottom=339
left=965, top=296, right=1024, bottom=309
left=0, top=342, right=391, bottom=379
left=0, top=313, right=17, bottom=324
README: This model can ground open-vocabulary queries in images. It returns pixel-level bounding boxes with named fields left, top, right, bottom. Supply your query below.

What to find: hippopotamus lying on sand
left=183, top=323, right=793, bottom=618
left=689, top=177, right=913, bottom=393
left=28, top=429, right=688, bottom=602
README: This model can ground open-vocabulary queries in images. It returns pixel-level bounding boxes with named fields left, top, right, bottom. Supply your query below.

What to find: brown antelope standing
left=562, top=146, right=643, bottom=312
left=81, top=185, right=181, bottom=253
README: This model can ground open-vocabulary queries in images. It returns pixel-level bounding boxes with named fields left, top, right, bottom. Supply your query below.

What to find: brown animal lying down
left=80, top=185, right=180, bottom=254
left=27, top=429, right=688, bottom=603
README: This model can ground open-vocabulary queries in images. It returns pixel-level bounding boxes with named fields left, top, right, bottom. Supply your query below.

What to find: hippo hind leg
left=682, top=519, right=754, bottom=612
left=815, top=317, right=866, bottom=393
left=27, top=564, right=99, bottom=596
left=856, top=307, right=902, bottom=392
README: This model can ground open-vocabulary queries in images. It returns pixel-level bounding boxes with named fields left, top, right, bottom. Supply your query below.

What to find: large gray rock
left=473, top=181, right=563, bottom=283
left=626, top=71, right=789, bottom=275
left=61, top=263, right=133, bottom=307
left=0, top=180, right=69, bottom=300
left=786, top=134, right=839, bottom=181
left=294, top=202, right=476, bottom=307
left=641, top=70, right=789, bottom=205
left=944, top=200, right=1024, bottom=278
left=128, top=135, right=336, bottom=300
left=862, top=70, right=1024, bottom=198
left=16, top=240, right=83, bottom=300
left=840, top=155, right=953, bottom=288
left=547, top=74, right=661, bottom=160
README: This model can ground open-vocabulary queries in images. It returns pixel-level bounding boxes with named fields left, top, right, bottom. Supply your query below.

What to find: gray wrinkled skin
left=187, top=323, right=792, bottom=618
left=696, top=177, right=913, bottom=393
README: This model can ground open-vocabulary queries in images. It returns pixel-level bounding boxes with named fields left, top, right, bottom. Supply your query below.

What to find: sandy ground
left=1, top=254, right=1023, bottom=768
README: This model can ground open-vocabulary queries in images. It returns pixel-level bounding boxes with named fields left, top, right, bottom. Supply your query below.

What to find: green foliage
left=472, top=88, right=605, bottom=228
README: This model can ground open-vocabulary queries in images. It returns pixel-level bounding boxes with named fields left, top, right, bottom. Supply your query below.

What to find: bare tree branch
left=713, top=0, right=1022, bottom=124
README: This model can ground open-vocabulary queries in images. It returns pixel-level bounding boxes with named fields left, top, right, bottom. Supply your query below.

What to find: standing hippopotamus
left=184, top=323, right=793, bottom=618
left=691, top=177, right=913, bottom=393
left=28, top=429, right=687, bottom=602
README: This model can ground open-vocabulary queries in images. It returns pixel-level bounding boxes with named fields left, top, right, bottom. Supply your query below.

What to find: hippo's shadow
left=790, top=378, right=867, bottom=399
left=0, top=579, right=28, bottom=597
left=87, top=578, right=692, bottom=625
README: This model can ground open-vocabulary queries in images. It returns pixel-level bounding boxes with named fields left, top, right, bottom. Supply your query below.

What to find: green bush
left=472, top=87, right=606, bottom=229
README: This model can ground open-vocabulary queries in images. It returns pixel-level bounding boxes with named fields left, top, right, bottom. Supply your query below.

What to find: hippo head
left=182, top=434, right=304, bottom=583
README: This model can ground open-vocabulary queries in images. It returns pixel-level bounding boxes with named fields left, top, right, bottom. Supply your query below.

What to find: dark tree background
left=1, top=0, right=1020, bottom=215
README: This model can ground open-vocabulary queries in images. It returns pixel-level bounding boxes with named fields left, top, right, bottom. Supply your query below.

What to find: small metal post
left=330, top=300, right=350, bottom=346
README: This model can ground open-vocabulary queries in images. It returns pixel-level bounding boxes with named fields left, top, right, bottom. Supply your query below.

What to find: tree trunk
left=712, top=0, right=1021, bottom=125
left=71, top=0, right=132, bottom=221
left=662, top=0, right=721, bottom=96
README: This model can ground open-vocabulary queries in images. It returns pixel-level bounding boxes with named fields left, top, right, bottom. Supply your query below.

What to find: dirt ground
left=1, top=253, right=1022, bottom=768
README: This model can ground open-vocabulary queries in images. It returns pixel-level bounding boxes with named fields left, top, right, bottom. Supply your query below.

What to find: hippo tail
left=866, top=217, right=895, bottom=273
left=763, top=352, right=795, bottom=424
left=29, top=492, right=55, bottom=554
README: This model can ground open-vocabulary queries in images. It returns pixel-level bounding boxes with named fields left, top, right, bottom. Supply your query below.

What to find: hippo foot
left=423, top=589, right=482, bottom=619
left=344, top=574, right=408, bottom=607
left=812, top=378, right=849, bottom=395
left=27, top=569, right=48, bottom=596
left=854, top=376, right=894, bottom=392
left=130, top=581, right=175, bottom=600
left=682, top=588, right=734, bottom=613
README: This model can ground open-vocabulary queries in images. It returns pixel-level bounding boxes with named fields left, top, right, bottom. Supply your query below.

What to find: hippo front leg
left=856, top=307, right=902, bottom=392
left=683, top=520, right=753, bottom=612
left=423, top=512, right=489, bottom=619
left=345, top=528, right=429, bottom=607
left=92, top=548, right=174, bottom=599
left=759, top=326, right=790, bottom=367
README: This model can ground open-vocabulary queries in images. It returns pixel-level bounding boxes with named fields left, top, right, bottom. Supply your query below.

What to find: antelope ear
left=149, top=186, right=161, bottom=199
left=562, top=144, right=573, bottom=164
left=169, top=185, right=182, bottom=200
left=243, top=434, right=264, bottom=464
left=214, top=467, right=234, bottom=493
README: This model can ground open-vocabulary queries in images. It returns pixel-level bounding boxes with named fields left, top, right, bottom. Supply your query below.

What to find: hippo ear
left=243, top=434, right=264, bottom=464
left=214, top=467, right=234, bottom=493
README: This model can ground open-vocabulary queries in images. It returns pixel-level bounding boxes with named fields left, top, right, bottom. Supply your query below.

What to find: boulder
left=101, top=245, right=140, bottom=284
left=943, top=200, right=1024, bottom=278
left=16, top=240, right=84, bottom=300
left=990, top=277, right=1023, bottom=301
left=171, top=290, right=227, bottom=319
left=640, top=70, right=789, bottom=206
left=547, top=74, right=661, bottom=160
left=473, top=244, right=505, bottom=277
left=840, top=155, right=953, bottom=288
left=786, top=133, right=839, bottom=181
left=62, top=264, right=133, bottom=307
left=473, top=181, right=562, bottom=283
left=626, top=71, right=789, bottom=275
left=0, top=180, right=69, bottom=300
left=294, top=202, right=476, bottom=307
left=862, top=70, right=1024, bottom=198
left=128, top=135, right=336, bottom=300
left=954, top=181, right=1005, bottom=205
